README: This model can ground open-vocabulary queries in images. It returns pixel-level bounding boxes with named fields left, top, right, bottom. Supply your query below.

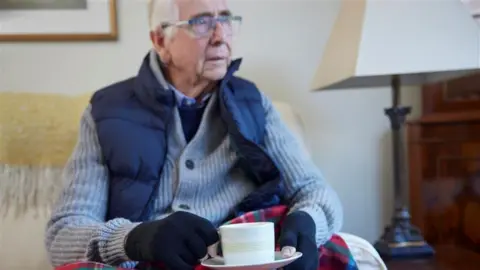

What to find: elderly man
left=45, top=0, right=343, bottom=269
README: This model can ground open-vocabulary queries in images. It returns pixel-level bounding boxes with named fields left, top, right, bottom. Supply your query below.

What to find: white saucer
left=201, top=251, right=302, bottom=270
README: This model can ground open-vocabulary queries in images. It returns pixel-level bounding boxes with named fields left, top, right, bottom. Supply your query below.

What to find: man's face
left=157, top=0, right=233, bottom=81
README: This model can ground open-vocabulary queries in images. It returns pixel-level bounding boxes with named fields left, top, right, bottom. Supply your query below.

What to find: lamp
left=311, top=0, right=480, bottom=259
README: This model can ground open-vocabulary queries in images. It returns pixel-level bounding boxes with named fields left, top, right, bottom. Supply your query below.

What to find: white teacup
left=217, top=222, right=275, bottom=265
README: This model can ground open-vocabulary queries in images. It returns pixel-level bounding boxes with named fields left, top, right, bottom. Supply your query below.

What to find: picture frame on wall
left=0, top=0, right=117, bottom=42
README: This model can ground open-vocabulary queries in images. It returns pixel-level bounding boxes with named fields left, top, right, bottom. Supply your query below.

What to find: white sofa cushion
left=0, top=209, right=53, bottom=270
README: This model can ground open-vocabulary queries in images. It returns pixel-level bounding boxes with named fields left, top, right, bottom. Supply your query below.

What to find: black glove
left=278, top=211, right=319, bottom=270
left=124, top=211, right=219, bottom=270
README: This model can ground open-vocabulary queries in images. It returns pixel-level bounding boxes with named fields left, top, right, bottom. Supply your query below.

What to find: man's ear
left=150, top=30, right=164, bottom=50
left=150, top=30, right=171, bottom=63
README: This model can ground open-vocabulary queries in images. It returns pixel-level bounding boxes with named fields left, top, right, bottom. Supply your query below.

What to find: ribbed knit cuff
left=292, top=206, right=330, bottom=247
left=91, top=219, right=141, bottom=266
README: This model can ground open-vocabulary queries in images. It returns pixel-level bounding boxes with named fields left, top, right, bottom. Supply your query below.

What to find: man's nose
left=210, top=21, right=226, bottom=44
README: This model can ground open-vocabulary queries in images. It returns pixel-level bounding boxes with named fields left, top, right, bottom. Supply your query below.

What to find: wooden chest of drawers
left=407, top=73, right=480, bottom=253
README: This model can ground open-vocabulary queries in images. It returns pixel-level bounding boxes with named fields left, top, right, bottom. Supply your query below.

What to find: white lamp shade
left=312, top=0, right=480, bottom=90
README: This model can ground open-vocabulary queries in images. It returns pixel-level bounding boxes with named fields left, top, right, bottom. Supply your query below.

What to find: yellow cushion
left=0, top=92, right=92, bottom=166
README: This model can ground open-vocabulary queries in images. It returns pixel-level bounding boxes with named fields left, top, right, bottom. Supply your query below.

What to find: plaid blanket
left=55, top=206, right=358, bottom=270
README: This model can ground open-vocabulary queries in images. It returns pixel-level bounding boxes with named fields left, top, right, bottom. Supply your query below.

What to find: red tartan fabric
left=55, top=262, right=129, bottom=270
left=55, top=206, right=358, bottom=270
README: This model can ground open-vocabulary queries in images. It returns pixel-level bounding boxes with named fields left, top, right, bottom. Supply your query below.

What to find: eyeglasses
left=161, top=15, right=242, bottom=37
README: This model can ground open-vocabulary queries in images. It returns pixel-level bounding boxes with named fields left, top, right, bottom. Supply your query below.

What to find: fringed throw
left=0, top=164, right=64, bottom=218
left=0, top=91, right=92, bottom=217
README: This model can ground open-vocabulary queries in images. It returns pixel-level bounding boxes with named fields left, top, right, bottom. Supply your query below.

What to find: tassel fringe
left=0, top=164, right=64, bottom=219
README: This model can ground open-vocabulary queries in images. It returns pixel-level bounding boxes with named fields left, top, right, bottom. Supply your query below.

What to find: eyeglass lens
left=191, top=16, right=240, bottom=36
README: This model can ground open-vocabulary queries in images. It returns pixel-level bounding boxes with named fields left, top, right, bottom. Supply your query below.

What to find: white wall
left=0, top=0, right=422, bottom=243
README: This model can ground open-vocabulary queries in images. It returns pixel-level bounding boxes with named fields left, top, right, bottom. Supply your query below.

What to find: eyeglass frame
left=160, top=14, right=242, bottom=37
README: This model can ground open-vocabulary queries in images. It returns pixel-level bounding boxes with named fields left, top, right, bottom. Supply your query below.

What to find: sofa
left=0, top=92, right=387, bottom=270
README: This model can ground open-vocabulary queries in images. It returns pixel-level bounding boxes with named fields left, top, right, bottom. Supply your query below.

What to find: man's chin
left=202, top=69, right=227, bottom=81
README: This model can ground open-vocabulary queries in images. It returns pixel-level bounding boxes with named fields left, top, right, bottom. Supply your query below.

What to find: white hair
left=147, top=0, right=180, bottom=35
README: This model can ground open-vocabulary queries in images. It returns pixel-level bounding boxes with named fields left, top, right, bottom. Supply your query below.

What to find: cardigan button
left=179, top=204, right=191, bottom=210
left=185, top=159, right=195, bottom=170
